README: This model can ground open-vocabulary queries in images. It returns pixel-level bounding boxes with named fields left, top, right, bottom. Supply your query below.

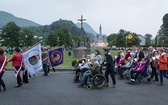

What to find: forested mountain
left=50, top=19, right=84, bottom=36
left=29, top=19, right=95, bottom=37
left=0, top=11, right=95, bottom=39
left=76, top=22, right=97, bottom=36
left=0, top=11, right=40, bottom=28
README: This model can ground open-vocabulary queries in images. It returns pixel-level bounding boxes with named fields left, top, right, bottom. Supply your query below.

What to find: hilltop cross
left=77, top=15, right=86, bottom=36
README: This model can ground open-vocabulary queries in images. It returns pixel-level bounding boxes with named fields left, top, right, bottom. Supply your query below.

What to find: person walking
left=0, top=48, right=8, bottom=92
left=102, top=49, right=116, bottom=88
left=8, top=48, right=23, bottom=87
left=156, top=48, right=168, bottom=86
left=42, top=48, right=49, bottom=76
left=147, top=46, right=159, bottom=81
left=135, top=47, right=144, bottom=61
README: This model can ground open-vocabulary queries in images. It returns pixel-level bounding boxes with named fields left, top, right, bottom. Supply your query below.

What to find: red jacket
left=158, top=53, right=167, bottom=70
left=8, top=53, right=22, bottom=67
left=125, top=51, right=131, bottom=60
left=0, top=55, right=8, bottom=74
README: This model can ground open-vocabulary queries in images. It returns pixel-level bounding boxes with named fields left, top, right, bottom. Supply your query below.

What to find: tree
left=46, top=29, right=73, bottom=47
left=116, top=29, right=127, bottom=47
left=107, top=34, right=117, bottom=47
left=107, top=29, right=141, bottom=47
left=161, top=13, right=168, bottom=46
left=46, top=32, right=58, bottom=47
left=20, top=27, right=35, bottom=47
left=1, top=22, right=21, bottom=48
left=126, top=33, right=141, bottom=47
left=145, top=34, right=152, bottom=46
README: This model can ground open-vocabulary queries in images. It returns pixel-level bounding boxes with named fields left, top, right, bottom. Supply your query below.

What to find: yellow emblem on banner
left=128, top=34, right=133, bottom=40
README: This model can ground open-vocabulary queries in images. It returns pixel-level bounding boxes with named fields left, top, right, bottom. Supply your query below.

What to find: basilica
left=92, top=24, right=107, bottom=47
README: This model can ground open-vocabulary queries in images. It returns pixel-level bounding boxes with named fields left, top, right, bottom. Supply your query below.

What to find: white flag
left=22, top=44, right=42, bottom=75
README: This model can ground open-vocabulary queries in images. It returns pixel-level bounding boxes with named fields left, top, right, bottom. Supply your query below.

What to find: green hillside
left=0, top=11, right=40, bottom=28
left=28, top=19, right=91, bottom=37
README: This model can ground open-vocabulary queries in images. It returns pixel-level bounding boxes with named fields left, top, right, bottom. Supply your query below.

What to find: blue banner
left=48, top=48, right=64, bottom=67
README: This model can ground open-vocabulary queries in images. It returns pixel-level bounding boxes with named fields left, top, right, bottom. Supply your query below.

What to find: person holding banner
left=8, top=48, right=23, bottom=87
left=42, top=48, right=49, bottom=76
left=0, top=48, right=8, bottom=92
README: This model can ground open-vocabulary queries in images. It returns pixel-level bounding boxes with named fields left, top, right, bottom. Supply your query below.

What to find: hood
left=161, top=52, right=167, bottom=56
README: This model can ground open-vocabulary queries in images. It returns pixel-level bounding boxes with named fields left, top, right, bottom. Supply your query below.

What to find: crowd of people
left=0, top=47, right=56, bottom=92
left=74, top=46, right=168, bottom=89
left=1, top=45, right=168, bottom=92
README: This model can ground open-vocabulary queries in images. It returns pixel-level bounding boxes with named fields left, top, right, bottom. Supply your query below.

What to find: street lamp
left=25, top=34, right=28, bottom=47
left=57, top=37, right=59, bottom=46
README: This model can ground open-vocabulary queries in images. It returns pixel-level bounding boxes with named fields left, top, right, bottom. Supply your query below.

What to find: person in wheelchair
left=130, top=58, right=148, bottom=82
left=74, top=57, right=91, bottom=82
left=78, top=57, right=100, bottom=87
left=117, top=57, right=133, bottom=79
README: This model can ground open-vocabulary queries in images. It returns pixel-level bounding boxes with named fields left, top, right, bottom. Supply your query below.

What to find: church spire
left=99, top=24, right=102, bottom=35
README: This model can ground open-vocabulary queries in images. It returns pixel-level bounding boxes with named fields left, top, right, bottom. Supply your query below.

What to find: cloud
left=0, top=0, right=168, bottom=36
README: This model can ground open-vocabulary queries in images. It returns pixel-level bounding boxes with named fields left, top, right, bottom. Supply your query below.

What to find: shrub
left=68, top=51, right=72, bottom=56
left=72, top=59, right=78, bottom=67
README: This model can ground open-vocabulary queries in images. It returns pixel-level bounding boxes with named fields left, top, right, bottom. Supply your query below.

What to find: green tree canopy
left=1, top=22, right=21, bottom=48
left=46, top=29, right=73, bottom=47
left=161, top=13, right=168, bottom=46
left=20, top=27, right=35, bottom=47
left=107, top=29, right=141, bottom=47
left=145, top=34, right=152, bottom=46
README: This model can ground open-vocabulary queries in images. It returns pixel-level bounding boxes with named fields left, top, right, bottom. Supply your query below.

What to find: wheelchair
left=86, top=73, right=107, bottom=90
left=122, top=60, right=137, bottom=79
left=130, top=61, right=152, bottom=84
left=136, top=64, right=152, bottom=84
left=74, top=68, right=88, bottom=83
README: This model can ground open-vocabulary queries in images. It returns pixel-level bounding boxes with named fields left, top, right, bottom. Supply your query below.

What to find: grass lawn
left=5, top=48, right=120, bottom=69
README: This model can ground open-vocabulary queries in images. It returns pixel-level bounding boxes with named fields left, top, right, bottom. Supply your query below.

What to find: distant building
left=137, top=34, right=146, bottom=45
left=92, top=24, right=107, bottom=47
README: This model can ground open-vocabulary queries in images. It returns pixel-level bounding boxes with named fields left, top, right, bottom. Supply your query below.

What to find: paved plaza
left=0, top=71, right=168, bottom=105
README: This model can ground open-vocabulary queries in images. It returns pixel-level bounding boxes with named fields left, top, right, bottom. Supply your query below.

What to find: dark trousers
left=105, top=68, right=116, bottom=85
left=150, top=63, right=158, bottom=81
left=48, top=66, right=56, bottom=73
left=74, top=68, right=88, bottom=81
left=118, top=66, right=129, bottom=77
left=23, top=70, right=29, bottom=83
left=159, top=70, right=168, bottom=84
left=0, top=71, right=6, bottom=91
left=15, top=66, right=22, bottom=85
left=100, top=66, right=103, bottom=74
left=43, top=64, right=48, bottom=75
left=130, top=70, right=141, bottom=80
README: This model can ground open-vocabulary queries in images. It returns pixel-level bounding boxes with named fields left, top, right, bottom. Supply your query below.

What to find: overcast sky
left=0, top=0, right=168, bottom=36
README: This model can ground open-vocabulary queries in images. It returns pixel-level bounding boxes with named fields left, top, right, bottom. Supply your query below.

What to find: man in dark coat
left=102, top=49, right=116, bottom=88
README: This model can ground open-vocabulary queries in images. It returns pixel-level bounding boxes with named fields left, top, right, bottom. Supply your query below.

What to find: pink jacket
left=133, top=61, right=147, bottom=72
left=117, top=58, right=125, bottom=66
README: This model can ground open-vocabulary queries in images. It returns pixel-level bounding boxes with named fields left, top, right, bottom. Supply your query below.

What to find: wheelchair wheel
left=91, top=74, right=107, bottom=89
left=87, top=84, right=92, bottom=90
left=146, top=75, right=152, bottom=84
left=78, top=73, right=83, bottom=82
left=123, top=69, right=130, bottom=79
left=137, top=76, right=143, bottom=84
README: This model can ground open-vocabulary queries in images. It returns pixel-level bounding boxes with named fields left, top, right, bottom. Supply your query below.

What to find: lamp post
left=57, top=37, right=59, bottom=47
left=25, top=34, right=28, bottom=47
left=77, top=41, right=78, bottom=47
left=125, top=33, right=127, bottom=50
